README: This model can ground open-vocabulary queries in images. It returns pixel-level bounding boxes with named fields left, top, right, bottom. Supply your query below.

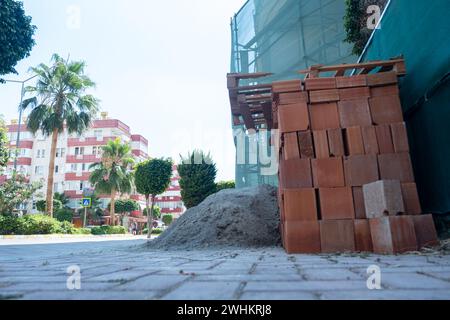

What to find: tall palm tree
left=21, top=54, right=99, bottom=216
left=89, top=138, right=134, bottom=226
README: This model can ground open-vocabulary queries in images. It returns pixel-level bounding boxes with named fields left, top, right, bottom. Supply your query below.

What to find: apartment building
left=2, top=112, right=150, bottom=212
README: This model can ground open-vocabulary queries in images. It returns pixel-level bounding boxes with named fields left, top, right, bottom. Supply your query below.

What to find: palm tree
left=89, top=138, right=134, bottom=226
left=21, top=54, right=99, bottom=216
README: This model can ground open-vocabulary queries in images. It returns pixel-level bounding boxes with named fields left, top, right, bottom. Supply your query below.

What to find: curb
left=0, top=234, right=134, bottom=240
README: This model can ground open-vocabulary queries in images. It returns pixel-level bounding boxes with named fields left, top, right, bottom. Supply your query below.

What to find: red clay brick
left=401, top=182, right=422, bottom=215
left=391, top=122, right=410, bottom=153
left=283, top=132, right=300, bottom=160
left=378, top=153, right=415, bottom=182
left=309, top=89, right=340, bottom=104
left=411, top=215, right=439, bottom=249
left=283, top=188, right=318, bottom=221
left=361, top=126, right=379, bottom=155
left=319, top=187, right=355, bottom=220
left=278, top=102, right=310, bottom=133
left=338, top=99, right=372, bottom=128
left=353, top=187, right=367, bottom=219
left=370, top=85, right=399, bottom=97
left=272, top=80, right=302, bottom=94
left=283, top=221, right=321, bottom=254
left=339, top=87, right=371, bottom=101
left=375, top=125, right=395, bottom=154
left=279, top=158, right=313, bottom=189
left=369, top=95, right=404, bottom=125
left=312, top=158, right=345, bottom=188
left=336, top=75, right=367, bottom=88
left=345, top=127, right=365, bottom=156
left=367, top=71, right=398, bottom=87
left=313, top=130, right=329, bottom=159
left=320, top=220, right=356, bottom=253
left=305, top=77, right=337, bottom=91
left=327, top=129, right=345, bottom=157
left=354, top=220, right=373, bottom=252
left=370, top=216, right=418, bottom=254
left=277, top=91, right=309, bottom=105
left=298, top=131, right=315, bottom=159
left=309, top=102, right=340, bottom=130
left=344, top=155, right=379, bottom=187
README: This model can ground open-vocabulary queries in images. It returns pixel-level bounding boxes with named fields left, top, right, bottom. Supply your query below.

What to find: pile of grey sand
left=148, top=185, right=281, bottom=250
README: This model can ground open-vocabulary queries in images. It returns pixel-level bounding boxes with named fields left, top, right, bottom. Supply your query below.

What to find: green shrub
left=0, top=215, right=23, bottom=235
left=19, top=215, right=62, bottom=235
left=162, top=214, right=173, bottom=226
left=76, top=228, right=92, bottom=235
left=55, top=208, right=74, bottom=222
left=36, top=199, right=63, bottom=213
left=59, top=221, right=77, bottom=234
left=152, top=228, right=163, bottom=235
left=0, top=214, right=89, bottom=235
left=91, top=225, right=127, bottom=235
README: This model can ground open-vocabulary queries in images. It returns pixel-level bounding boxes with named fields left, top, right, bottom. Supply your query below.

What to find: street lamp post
left=3, top=74, right=38, bottom=173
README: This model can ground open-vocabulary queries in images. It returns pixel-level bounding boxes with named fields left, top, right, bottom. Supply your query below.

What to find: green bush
left=143, top=227, right=163, bottom=235
left=0, top=214, right=90, bottom=235
left=36, top=199, right=63, bottom=213
left=20, top=215, right=62, bottom=235
left=0, top=215, right=23, bottom=235
left=75, top=228, right=92, bottom=235
left=162, top=214, right=174, bottom=226
left=55, top=208, right=74, bottom=222
left=91, top=225, right=126, bottom=235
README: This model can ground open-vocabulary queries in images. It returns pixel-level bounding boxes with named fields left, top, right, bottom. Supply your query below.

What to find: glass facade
left=230, top=0, right=357, bottom=188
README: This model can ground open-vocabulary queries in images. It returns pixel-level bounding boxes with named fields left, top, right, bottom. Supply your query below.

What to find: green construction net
left=361, top=0, right=450, bottom=215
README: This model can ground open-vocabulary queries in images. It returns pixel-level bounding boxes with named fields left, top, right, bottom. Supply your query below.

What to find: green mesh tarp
left=230, top=0, right=356, bottom=188
left=361, top=0, right=450, bottom=214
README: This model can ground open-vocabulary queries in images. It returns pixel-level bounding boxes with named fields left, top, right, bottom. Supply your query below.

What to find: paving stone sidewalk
left=1, top=239, right=450, bottom=300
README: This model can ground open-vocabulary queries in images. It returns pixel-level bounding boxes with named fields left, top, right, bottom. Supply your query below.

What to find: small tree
left=0, top=117, right=9, bottom=170
left=36, top=199, right=62, bottom=213
left=216, top=181, right=235, bottom=192
left=89, top=138, right=134, bottom=225
left=162, top=214, right=173, bottom=226
left=135, top=158, right=173, bottom=238
left=178, top=150, right=217, bottom=209
left=0, top=175, right=42, bottom=215
left=143, top=205, right=161, bottom=220
left=0, top=0, right=36, bottom=79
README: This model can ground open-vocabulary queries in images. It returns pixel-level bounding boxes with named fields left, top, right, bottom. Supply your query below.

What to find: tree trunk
left=46, top=128, right=59, bottom=217
left=146, top=195, right=151, bottom=239
left=110, top=189, right=116, bottom=226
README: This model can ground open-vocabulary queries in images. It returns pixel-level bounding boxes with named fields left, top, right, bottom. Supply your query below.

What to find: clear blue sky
left=1, top=0, right=246, bottom=181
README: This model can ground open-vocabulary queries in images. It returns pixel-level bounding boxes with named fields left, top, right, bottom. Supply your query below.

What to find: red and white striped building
left=2, top=113, right=185, bottom=216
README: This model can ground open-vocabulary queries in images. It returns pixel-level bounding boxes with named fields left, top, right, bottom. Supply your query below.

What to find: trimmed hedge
left=90, top=225, right=127, bottom=235
left=143, top=227, right=163, bottom=235
left=0, top=214, right=87, bottom=235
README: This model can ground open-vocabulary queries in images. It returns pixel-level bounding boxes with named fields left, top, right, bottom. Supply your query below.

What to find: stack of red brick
left=274, top=70, right=439, bottom=254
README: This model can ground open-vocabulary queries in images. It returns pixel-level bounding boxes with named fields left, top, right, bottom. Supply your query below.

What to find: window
left=56, top=148, right=66, bottom=158
left=75, top=147, right=84, bottom=156
left=82, top=163, right=86, bottom=172
left=34, top=166, right=43, bottom=175
left=41, top=149, right=45, bottom=158
left=92, top=146, right=98, bottom=155
left=55, top=165, right=59, bottom=173
left=94, top=130, right=103, bottom=139
left=37, top=150, right=41, bottom=158
left=71, top=164, right=78, bottom=172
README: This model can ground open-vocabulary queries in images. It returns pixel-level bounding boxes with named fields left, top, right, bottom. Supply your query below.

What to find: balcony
left=161, top=207, right=184, bottom=214
left=65, top=172, right=91, bottom=181
left=8, top=141, right=33, bottom=149
left=66, top=154, right=101, bottom=163
left=7, top=157, right=32, bottom=166
left=155, top=196, right=182, bottom=202
left=67, top=136, right=116, bottom=147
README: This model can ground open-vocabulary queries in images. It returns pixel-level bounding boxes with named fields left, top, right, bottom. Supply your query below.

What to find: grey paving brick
left=381, top=272, right=450, bottom=289
left=244, top=280, right=368, bottom=291
left=301, top=268, right=363, bottom=280
left=162, top=281, right=241, bottom=300
left=240, top=291, right=317, bottom=300
left=115, top=274, right=187, bottom=291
